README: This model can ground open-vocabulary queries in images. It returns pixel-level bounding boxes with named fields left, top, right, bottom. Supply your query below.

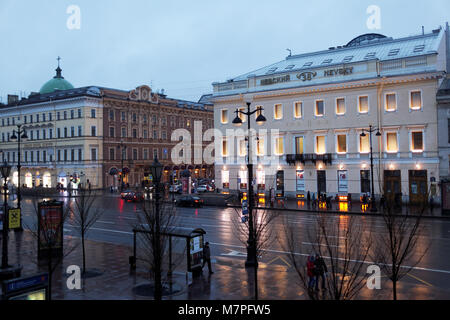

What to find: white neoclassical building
left=212, top=24, right=450, bottom=204
left=0, top=64, right=104, bottom=189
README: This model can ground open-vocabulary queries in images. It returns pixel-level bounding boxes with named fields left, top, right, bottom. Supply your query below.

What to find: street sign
left=2, top=273, right=49, bottom=300
left=8, top=208, right=21, bottom=230
left=242, top=200, right=248, bottom=215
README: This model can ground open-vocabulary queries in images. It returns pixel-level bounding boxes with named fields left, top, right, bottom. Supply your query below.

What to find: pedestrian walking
left=202, top=242, right=214, bottom=274
left=307, top=255, right=316, bottom=290
left=314, top=254, right=327, bottom=291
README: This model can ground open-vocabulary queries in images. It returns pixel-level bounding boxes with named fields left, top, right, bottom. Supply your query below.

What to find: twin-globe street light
left=360, top=125, right=381, bottom=212
left=232, top=102, right=266, bottom=268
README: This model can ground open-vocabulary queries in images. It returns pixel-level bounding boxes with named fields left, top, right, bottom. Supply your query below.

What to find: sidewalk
left=2, top=230, right=449, bottom=300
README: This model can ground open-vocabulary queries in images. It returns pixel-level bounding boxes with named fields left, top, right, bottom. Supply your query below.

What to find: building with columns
left=0, top=63, right=214, bottom=189
left=212, top=24, right=450, bottom=204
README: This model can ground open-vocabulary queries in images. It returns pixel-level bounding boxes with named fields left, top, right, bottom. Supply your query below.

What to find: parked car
left=124, top=192, right=145, bottom=202
left=121, top=190, right=133, bottom=199
left=196, top=185, right=208, bottom=193
left=169, top=184, right=182, bottom=194
left=175, top=196, right=204, bottom=208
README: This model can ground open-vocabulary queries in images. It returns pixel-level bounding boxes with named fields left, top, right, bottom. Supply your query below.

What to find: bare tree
left=135, top=195, right=181, bottom=300
left=282, top=214, right=372, bottom=300
left=69, top=187, right=104, bottom=276
left=232, top=206, right=280, bottom=300
left=25, top=189, right=77, bottom=300
left=373, top=187, right=431, bottom=300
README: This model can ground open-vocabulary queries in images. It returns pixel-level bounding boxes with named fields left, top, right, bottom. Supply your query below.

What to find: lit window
left=275, top=137, right=284, bottom=155
left=360, top=134, right=369, bottom=153
left=257, top=138, right=265, bottom=156
left=336, top=98, right=346, bottom=115
left=238, top=108, right=246, bottom=122
left=256, top=106, right=263, bottom=117
left=315, top=100, right=324, bottom=116
left=337, top=135, right=347, bottom=153
left=316, top=136, right=326, bottom=154
left=222, top=138, right=228, bottom=157
left=295, top=137, right=304, bottom=154
left=386, top=132, right=398, bottom=152
left=358, top=96, right=369, bottom=113
left=410, top=91, right=422, bottom=110
left=274, top=104, right=283, bottom=120
left=294, top=102, right=302, bottom=118
left=221, top=109, right=228, bottom=124
left=411, top=131, right=423, bottom=152
left=385, top=93, right=397, bottom=112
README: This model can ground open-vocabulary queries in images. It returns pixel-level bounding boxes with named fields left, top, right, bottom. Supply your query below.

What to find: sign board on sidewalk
left=8, top=208, right=21, bottom=230
left=189, top=235, right=204, bottom=271
left=2, top=273, right=49, bottom=300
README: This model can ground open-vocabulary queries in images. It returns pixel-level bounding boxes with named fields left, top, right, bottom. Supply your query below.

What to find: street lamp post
left=0, top=160, right=22, bottom=280
left=117, top=140, right=127, bottom=192
left=11, top=124, right=28, bottom=231
left=150, top=155, right=164, bottom=300
left=360, top=125, right=382, bottom=212
left=232, top=102, right=267, bottom=268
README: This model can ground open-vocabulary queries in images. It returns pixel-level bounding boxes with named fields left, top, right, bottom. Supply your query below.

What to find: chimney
left=7, top=94, right=19, bottom=104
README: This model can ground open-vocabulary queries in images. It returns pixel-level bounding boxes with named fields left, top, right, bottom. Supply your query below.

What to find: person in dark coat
left=307, top=256, right=316, bottom=290
left=314, top=254, right=328, bottom=291
left=202, top=242, right=214, bottom=274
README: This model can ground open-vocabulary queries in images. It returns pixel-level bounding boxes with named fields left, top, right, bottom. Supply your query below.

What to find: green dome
left=39, top=65, right=74, bottom=94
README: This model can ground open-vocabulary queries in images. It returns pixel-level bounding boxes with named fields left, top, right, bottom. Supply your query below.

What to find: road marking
left=407, top=273, right=433, bottom=287
left=221, top=250, right=247, bottom=257
left=208, top=242, right=450, bottom=275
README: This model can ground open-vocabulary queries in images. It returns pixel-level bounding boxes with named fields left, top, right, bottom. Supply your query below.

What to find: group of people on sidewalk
left=306, top=254, right=328, bottom=292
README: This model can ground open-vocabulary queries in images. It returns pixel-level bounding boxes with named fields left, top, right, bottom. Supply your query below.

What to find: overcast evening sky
left=0, top=0, right=449, bottom=103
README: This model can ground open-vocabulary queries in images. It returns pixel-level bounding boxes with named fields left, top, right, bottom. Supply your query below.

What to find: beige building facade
left=213, top=26, right=450, bottom=203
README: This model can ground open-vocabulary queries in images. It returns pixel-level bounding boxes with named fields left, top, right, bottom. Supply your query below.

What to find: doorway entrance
left=384, top=170, right=401, bottom=202
left=317, top=171, right=326, bottom=194
left=409, top=170, right=427, bottom=204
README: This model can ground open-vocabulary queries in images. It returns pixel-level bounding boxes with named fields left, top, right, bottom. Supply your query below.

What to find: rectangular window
left=143, top=130, right=148, bottom=139
left=57, top=128, right=61, bottom=139
left=57, top=150, right=61, bottom=162
left=162, top=131, right=167, bottom=140
left=110, top=127, right=115, bottom=137
left=336, top=98, right=346, bottom=115
left=358, top=96, right=369, bottom=113
left=294, top=102, right=302, bottom=118
left=49, top=113, right=52, bottom=121
left=91, top=109, right=96, bottom=118
left=143, top=149, right=148, bottom=160
left=78, top=126, right=82, bottom=136
left=411, top=131, right=424, bottom=152
left=36, top=151, right=40, bottom=162
left=237, top=108, right=246, bottom=122
left=153, top=130, right=158, bottom=139
left=78, top=149, right=82, bottom=161
left=153, top=148, right=158, bottom=159
left=110, top=148, right=115, bottom=160
left=385, top=93, right=397, bottom=112
left=64, top=127, right=68, bottom=138
left=64, top=149, right=68, bottom=161
left=42, top=129, right=46, bottom=140
left=64, top=111, right=67, bottom=120
left=71, top=149, right=75, bottom=162
left=316, top=136, right=326, bottom=154
left=360, top=134, right=370, bottom=153
left=239, top=139, right=247, bottom=156
left=36, top=114, right=39, bottom=122
left=256, top=106, right=263, bottom=118
left=222, top=138, right=228, bottom=157
left=49, top=128, right=53, bottom=139
left=221, top=109, right=228, bottom=124
left=36, top=130, right=40, bottom=140
left=71, top=126, right=75, bottom=137
left=71, top=110, right=74, bottom=119
left=42, top=114, right=46, bottom=122
left=91, top=126, right=96, bottom=137
left=386, top=132, right=398, bottom=152
left=109, top=110, right=115, bottom=120
left=257, top=138, right=264, bottom=156
left=132, top=113, right=137, bottom=122
left=91, top=149, right=97, bottom=161
left=295, top=137, right=304, bottom=154
left=315, top=100, right=324, bottom=116
left=275, top=137, right=284, bottom=155
left=360, top=170, right=370, bottom=193
left=133, top=149, right=138, bottom=160
left=78, top=109, right=82, bottom=118
left=57, top=112, right=60, bottom=120
left=274, top=104, right=283, bottom=120
left=162, top=148, right=168, bottom=160
left=121, top=128, right=126, bottom=138
left=121, top=112, right=126, bottom=121
left=410, top=91, right=422, bottom=110
left=143, top=114, right=147, bottom=124
left=133, top=129, right=137, bottom=138
left=337, top=134, right=347, bottom=153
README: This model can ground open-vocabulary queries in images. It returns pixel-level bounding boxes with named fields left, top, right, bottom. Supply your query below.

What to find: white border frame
left=335, top=97, right=346, bottom=116
left=315, top=99, right=325, bottom=117
left=357, top=95, right=370, bottom=114
left=409, top=129, right=425, bottom=153
left=315, top=134, right=327, bottom=155
left=274, top=103, right=283, bottom=120
left=384, top=92, right=398, bottom=112
left=293, top=101, right=303, bottom=119
left=409, top=89, right=423, bottom=112
left=384, top=130, right=399, bottom=153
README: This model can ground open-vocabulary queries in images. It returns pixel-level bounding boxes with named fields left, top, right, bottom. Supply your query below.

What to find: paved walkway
left=1, top=230, right=450, bottom=300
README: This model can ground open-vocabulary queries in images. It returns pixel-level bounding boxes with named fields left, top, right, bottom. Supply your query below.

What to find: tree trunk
left=393, top=279, right=397, bottom=300
left=82, top=230, right=86, bottom=274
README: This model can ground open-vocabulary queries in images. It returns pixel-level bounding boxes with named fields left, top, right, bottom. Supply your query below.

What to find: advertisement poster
left=38, top=202, right=63, bottom=253
left=296, top=170, right=305, bottom=192
left=190, top=235, right=203, bottom=270
left=338, top=170, right=348, bottom=193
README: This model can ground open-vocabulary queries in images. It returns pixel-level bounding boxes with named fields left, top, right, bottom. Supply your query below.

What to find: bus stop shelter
left=130, top=226, right=206, bottom=276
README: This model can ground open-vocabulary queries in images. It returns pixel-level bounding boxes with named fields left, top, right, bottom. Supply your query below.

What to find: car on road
left=175, top=195, right=204, bottom=208
left=196, top=185, right=208, bottom=193
left=124, top=192, right=145, bottom=202
left=169, top=185, right=182, bottom=194
left=120, top=190, right=133, bottom=199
